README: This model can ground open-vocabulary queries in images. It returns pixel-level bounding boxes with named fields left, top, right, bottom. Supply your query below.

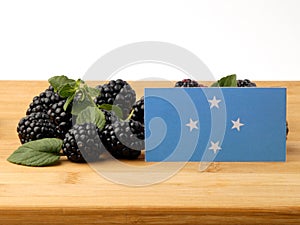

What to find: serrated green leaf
left=71, top=89, right=95, bottom=115
left=7, top=138, right=62, bottom=167
left=48, top=75, right=77, bottom=93
left=98, top=103, right=113, bottom=111
left=98, top=104, right=123, bottom=119
left=76, top=106, right=106, bottom=130
left=48, top=75, right=69, bottom=92
left=76, top=78, right=85, bottom=85
left=84, top=85, right=100, bottom=98
left=210, top=74, right=237, bottom=87
left=58, top=83, right=77, bottom=98
left=211, top=81, right=219, bottom=87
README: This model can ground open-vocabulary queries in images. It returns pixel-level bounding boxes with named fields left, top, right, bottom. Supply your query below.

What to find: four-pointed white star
left=209, top=141, right=222, bottom=154
left=231, top=118, right=244, bottom=131
left=208, top=96, right=221, bottom=109
left=186, top=118, right=199, bottom=132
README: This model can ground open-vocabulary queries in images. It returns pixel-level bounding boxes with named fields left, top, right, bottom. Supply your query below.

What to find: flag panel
left=145, top=88, right=286, bottom=162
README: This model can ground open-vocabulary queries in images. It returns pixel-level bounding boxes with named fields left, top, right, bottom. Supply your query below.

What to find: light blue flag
left=144, top=88, right=286, bottom=162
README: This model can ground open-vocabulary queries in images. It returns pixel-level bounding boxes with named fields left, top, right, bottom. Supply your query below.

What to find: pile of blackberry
left=17, top=78, right=146, bottom=163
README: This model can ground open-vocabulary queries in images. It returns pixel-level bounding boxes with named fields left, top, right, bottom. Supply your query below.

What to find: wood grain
left=0, top=81, right=299, bottom=224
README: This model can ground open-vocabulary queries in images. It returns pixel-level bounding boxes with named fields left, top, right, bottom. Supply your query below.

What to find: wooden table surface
left=0, top=81, right=299, bottom=225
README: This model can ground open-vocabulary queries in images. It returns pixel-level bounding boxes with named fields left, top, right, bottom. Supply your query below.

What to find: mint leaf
left=98, top=104, right=123, bottom=119
left=84, top=85, right=100, bottom=98
left=63, top=92, right=75, bottom=111
left=76, top=106, right=106, bottom=130
left=58, top=83, right=77, bottom=98
left=48, top=75, right=69, bottom=91
left=71, top=89, right=95, bottom=115
left=48, top=75, right=76, bottom=92
left=211, top=74, right=237, bottom=87
left=7, top=138, right=63, bottom=167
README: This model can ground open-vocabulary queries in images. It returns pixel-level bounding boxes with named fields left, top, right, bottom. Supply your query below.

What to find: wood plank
left=0, top=81, right=299, bottom=224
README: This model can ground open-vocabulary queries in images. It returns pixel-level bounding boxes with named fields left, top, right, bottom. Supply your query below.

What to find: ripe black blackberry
left=237, top=79, right=256, bottom=87
left=100, top=119, right=144, bottom=159
left=175, top=79, right=200, bottom=87
left=94, top=79, right=136, bottom=119
left=101, top=109, right=118, bottom=125
left=17, top=112, right=56, bottom=144
left=131, top=96, right=144, bottom=124
left=62, top=123, right=104, bottom=163
left=47, top=99, right=73, bottom=139
left=26, top=86, right=62, bottom=115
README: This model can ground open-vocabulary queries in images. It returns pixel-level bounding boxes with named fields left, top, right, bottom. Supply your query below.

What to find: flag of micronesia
left=144, top=88, right=286, bottom=162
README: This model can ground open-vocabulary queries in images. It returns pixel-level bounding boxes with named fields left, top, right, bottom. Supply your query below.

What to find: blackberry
left=286, top=121, right=289, bottom=138
left=237, top=79, right=256, bottom=87
left=101, top=109, right=117, bottom=125
left=131, top=96, right=144, bottom=124
left=175, top=79, right=200, bottom=87
left=47, top=99, right=73, bottom=139
left=100, top=119, right=144, bottom=159
left=62, top=123, right=104, bottom=163
left=17, top=112, right=56, bottom=144
left=26, top=86, right=62, bottom=115
left=94, top=79, right=136, bottom=119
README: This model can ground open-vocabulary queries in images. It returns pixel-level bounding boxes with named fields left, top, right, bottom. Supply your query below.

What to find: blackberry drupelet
left=94, top=79, right=136, bottom=119
left=26, top=86, right=62, bottom=115
left=100, top=119, right=144, bottom=159
left=17, top=112, right=56, bottom=144
left=62, top=123, right=104, bottom=163
left=47, top=99, right=73, bottom=139
left=237, top=79, right=257, bottom=87
left=131, top=96, right=144, bottom=124
left=175, top=79, right=200, bottom=87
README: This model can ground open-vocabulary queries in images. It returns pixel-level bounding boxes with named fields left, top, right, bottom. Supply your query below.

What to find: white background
left=0, top=0, right=299, bottom=81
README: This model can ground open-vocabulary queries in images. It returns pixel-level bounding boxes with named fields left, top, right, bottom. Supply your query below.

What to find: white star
left=209, top=141, right=221, bottom=154
left=208, top=96, right=221, bottom=109
left=186, top=118, right=199, bottom=132
left=231, top=118, right=244, bottom=131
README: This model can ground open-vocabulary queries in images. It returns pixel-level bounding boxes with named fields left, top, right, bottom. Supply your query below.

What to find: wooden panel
left=0, top=81, right=299, bottom=224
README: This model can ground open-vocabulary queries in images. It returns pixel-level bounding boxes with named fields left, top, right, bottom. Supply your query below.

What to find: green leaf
left=210, top=74, right=237, bottom=87
left=63, top=92, right=75, bottom=111
left=48, top=75, right=76, bottom=93
left=98, top=104, right=123, bottom=119
left=7, top=138, right=63, bottom=167
left=76, top=106, right=106, bottom=130
left=71, top=89, right=95, bottom=115
left=58, top=83, right=77, bottom=98
left=211, top=81, right=219, bottom=87
left=76, top=79, right=85, bottom=88
left=84, top=85, right=100, bottom=98
left=48, top=75, right=69, bottom=91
